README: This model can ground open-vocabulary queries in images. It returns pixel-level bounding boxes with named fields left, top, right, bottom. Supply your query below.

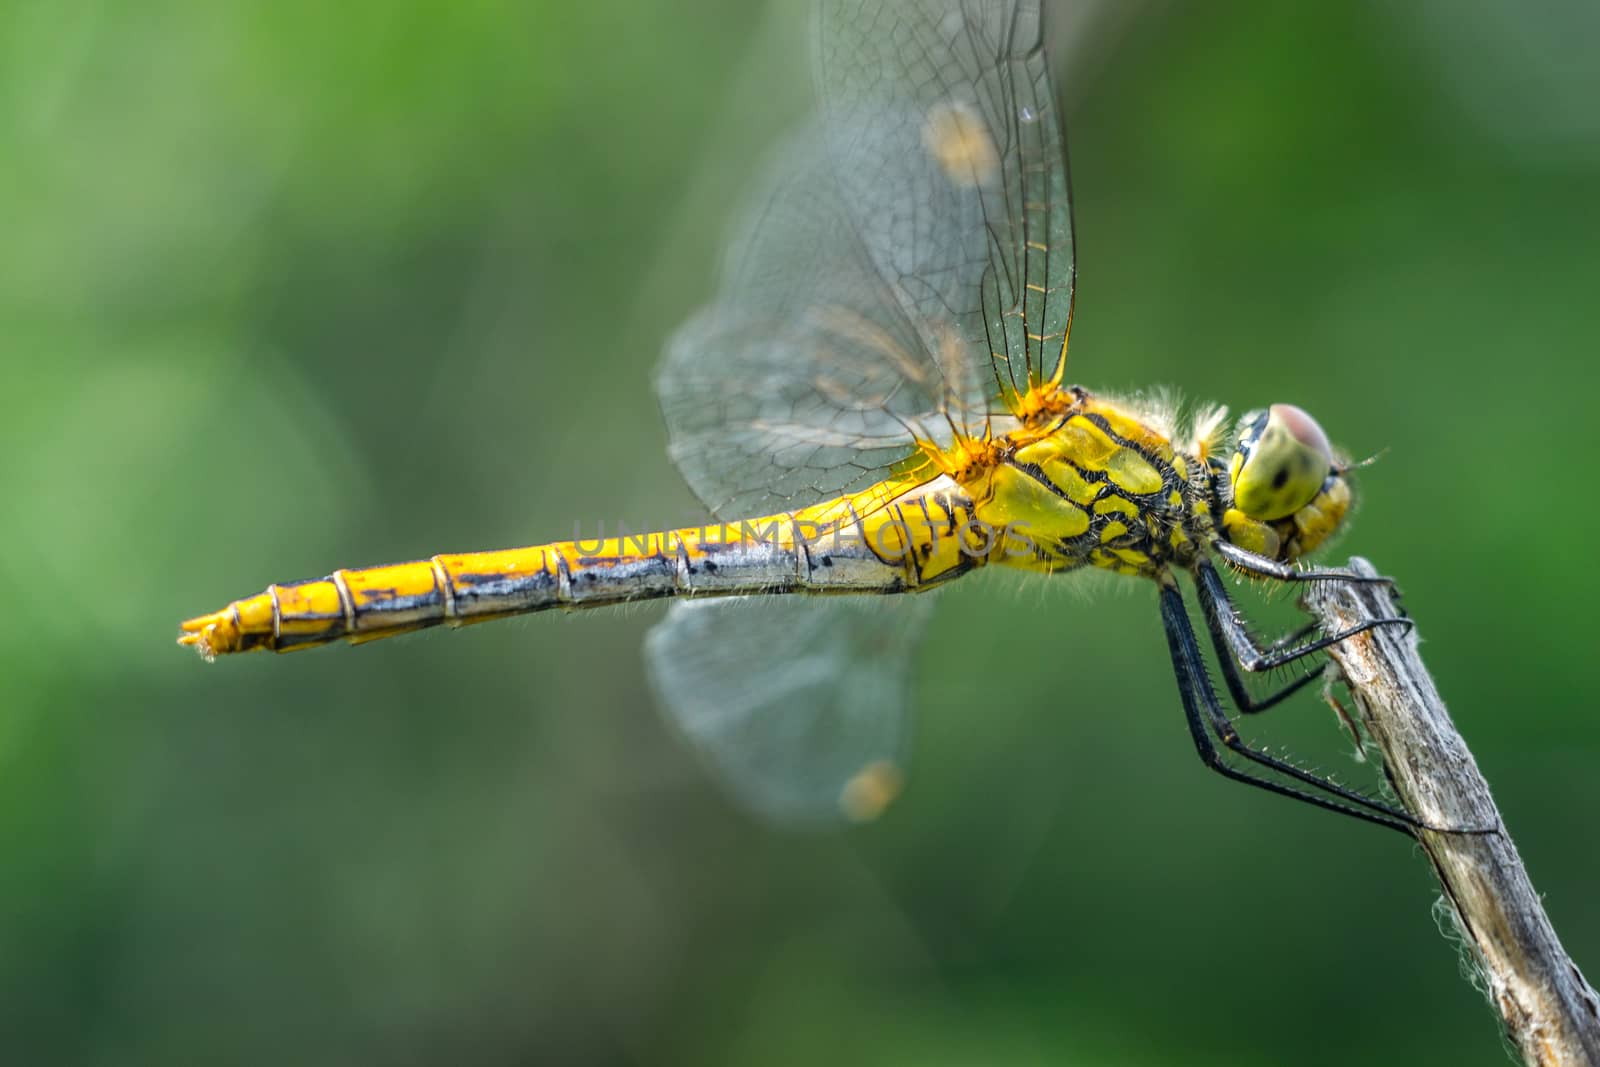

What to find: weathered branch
left=1304, top=558, right=1600, bottom=1067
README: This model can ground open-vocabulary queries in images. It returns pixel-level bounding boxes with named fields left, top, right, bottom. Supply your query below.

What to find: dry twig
left=1305, top=558, right=1600, bottom=1067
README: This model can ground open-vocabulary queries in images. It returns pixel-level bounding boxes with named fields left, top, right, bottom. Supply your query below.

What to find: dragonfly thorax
left=949, top=393, right=1354, bottom=581
left=954, top=391, right=1208, bottom=580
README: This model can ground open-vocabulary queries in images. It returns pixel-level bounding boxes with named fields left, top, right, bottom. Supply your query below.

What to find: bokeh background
left=5, top=1, right=1598, bottom=1063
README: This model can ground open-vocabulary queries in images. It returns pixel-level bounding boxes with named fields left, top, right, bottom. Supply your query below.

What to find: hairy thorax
left=959, top=391, right=1216, bottom=579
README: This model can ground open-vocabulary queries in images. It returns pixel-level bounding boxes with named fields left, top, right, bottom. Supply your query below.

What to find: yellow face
left=1220, top=404, right=1351, bottom=562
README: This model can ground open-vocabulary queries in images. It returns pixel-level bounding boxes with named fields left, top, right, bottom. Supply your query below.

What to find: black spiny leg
left=1202, top=613, right=1320, bottom=715
left=1158, top=581, right=1422, bottom=835
left=1213, top=540, right=1395, bottom=584
left=1195, top=558, right=1413, bottom=715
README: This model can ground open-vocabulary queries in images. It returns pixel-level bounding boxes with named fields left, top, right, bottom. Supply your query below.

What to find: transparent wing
left=818, top=0, right=1075, bottom=405
left=658, top=0, right=1072, bottom=518
left=644, top=595, right=935, bottom=825
left=659, top=126, right=964, bottom=518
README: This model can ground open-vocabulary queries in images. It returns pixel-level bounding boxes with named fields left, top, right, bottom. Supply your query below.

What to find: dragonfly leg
left=1194, top=558, right=1412, bottom=714
left=1198, top=584, right=1319, bottom=715
left=1158, top=581, right=1423, bottom=835
left=1213, top=540, right=1396, bottom=585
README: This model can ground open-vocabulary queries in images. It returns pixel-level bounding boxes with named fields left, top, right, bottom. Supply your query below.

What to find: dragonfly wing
left=817, top=0, right=1076, bottom=404
left=659, top=0, right=1074, bottom=518
left=644, top=595, right=935, bottom=825
left=660, top=124, right=955, bottom=519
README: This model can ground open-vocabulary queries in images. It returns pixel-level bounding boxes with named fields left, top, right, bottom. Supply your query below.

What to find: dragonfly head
left=1220, top=404, right=1351, bottom=562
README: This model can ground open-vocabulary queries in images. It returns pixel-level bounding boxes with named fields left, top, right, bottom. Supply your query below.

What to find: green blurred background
left=4, top=0, right=1598, bottom=1063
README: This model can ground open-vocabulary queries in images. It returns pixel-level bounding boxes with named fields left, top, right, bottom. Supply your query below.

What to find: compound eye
left=1230, top=403, right=1335, bottom=521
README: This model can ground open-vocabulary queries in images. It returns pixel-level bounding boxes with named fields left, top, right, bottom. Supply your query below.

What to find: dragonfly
left=180, top=0, right=1423, bottom=835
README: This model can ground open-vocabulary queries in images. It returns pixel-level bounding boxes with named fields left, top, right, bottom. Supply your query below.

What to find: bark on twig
left=1304, top=558, right=1600, bottom=1067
